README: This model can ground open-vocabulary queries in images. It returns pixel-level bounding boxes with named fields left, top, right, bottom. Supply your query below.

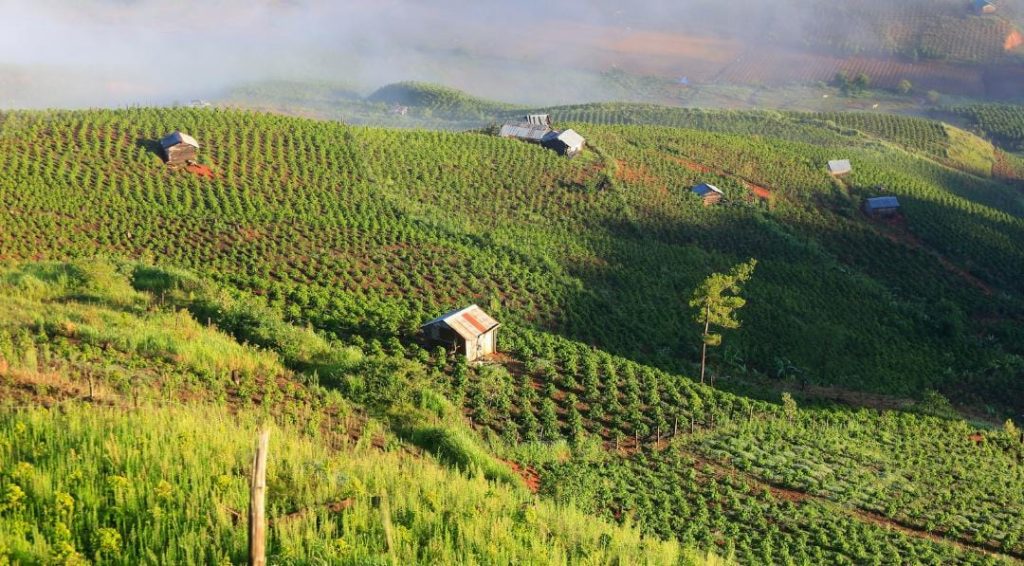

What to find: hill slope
left=0, top=107, right=1021, bottom=410
left=2, top=259, right=1022, bottom=564
left=0, top=260, right=695, bottom=564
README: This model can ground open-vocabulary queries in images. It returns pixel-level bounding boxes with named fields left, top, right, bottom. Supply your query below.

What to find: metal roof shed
left=160, top=131, right=199, bottom=150
left=159, top=131, right=200, bottom=166
left=499, top=122, right=552, bottom=143
left=541, top=129, right=586, bottom=157
left=828, top=159, right=852, bottom=176
left=692, top=183, right=725, bottom=206
left=524, top=114, right=552, bottom=127
left=422, top=305, right=501, bottom=362
left=863, top=196, right=901, bottom=216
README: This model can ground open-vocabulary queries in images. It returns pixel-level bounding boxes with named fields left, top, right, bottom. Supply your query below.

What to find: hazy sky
left=0, top=0, right=773, bottom=107
left=0, top=0, right=993, bottom=108
left=0, top=1, right=613, bottom=106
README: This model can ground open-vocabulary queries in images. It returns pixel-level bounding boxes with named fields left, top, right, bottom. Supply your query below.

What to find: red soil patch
left=745, top=182, right=772, bottom=200
left=968, top=432, right=986, bottom=444
left=502, top=459, right=541, bottom=494
left=186, top=164, right=215, bottom=179
left=615, top=160, right=659, bottom=185
left=1006, top=30, right=1024, bottom=52
left=670, top=156, right=713, bottom=174
left=992, top=150, right=1024, bottom=182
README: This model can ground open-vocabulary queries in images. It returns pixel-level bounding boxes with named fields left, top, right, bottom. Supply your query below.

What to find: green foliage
left=781, top=392, right=797, bottom=422
left=0, top=404, right=686, bottom=565
left=688, top=406, right=1024, bottom=559
left=691, top=259, right=757, bottom=348
left=1, top=108, right=1020, bottom=408
left=1, top=257, right=1021, bottom=564
left=368, top=82, right=519, bottom=120
left=944, top=103, right=1024, bottom=151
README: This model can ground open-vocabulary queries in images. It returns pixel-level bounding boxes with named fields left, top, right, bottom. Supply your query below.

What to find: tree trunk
left=249, top=428, right=270, bottom=566
left=700, top=303, right=710, bottom=385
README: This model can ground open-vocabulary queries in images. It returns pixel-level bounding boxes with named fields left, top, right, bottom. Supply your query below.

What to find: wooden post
left=249, top=428, right=270, bottom=566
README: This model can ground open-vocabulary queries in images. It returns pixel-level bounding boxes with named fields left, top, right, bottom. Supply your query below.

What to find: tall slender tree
left=690, top=259, right=757, bottom=385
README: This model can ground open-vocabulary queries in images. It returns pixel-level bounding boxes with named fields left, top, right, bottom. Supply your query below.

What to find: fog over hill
left=3, top=0, right=1023, bottom=109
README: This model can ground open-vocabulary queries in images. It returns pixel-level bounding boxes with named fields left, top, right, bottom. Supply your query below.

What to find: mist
left=1, top=0, right=1021, bottom=109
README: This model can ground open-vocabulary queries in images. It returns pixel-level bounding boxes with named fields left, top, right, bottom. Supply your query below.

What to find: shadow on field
left=556, top=196, right=1024, bottom=412
left=135, top=138, right=165, bottom=162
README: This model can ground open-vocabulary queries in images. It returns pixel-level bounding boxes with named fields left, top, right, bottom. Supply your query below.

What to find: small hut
left=422, top=305, right=500, bottom=362
left=691, top=183, right=725, bottom=206
left=524, top=114, right=552, bottom=127
left=863, top=196, right=901, bottom=217
left=828, top=159, right=852, bottom=176
left=973, top=0, right=997, bottom=14
left=541, top=129, right=586, bottom=157
left=160, top=131, right=199, bottom=166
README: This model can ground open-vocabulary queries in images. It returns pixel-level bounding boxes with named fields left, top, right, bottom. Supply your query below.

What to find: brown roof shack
left=160, top=131, right=199, bottom=166
left=422, top=305, right=500, bottom=362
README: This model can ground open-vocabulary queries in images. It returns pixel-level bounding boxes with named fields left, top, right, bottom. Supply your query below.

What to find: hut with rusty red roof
left=422, top=305, right=500, bottom=362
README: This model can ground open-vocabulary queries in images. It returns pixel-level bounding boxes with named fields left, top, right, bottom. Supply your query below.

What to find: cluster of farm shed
left=498, top=114, right=586, bottom=157
left=153, top=131, right=896, bottom=366
left=690, top=158, right=900, bottom=217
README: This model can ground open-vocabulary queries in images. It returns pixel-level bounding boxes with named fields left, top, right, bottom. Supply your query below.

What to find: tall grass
left=0, top=404, right=701, bottom=564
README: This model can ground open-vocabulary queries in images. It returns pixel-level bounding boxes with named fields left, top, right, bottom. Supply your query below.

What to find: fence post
left=249, top=428, right=270, bottom=566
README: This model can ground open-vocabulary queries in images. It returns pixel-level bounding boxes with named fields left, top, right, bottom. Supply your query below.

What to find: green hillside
left=0, top=107, right=1021, bottom=409
left=1, top=105, right=1024, bottom=563
left=0, top=260, right=698, bottom=564
left=942, top=103, right=1024, bottom=151
left=368, top=82, right=521, bottom=118
left=0, top=256, right=1021, bottom=563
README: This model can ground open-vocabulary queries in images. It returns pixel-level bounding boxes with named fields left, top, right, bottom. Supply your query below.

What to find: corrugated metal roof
left=160, top=131, right=199, bottom=149
left=865, top=196, right=900, bottom=210
left=828, top=159, right=851, bottom=173
left=692, top=183, right=724, bottom=197
left=525, top=114, right=551, bottom=126
left=499, top=122, right=551, bottom=142
left=423, top=305, right=500, bottom=341
left=554, top=129, right=585, bottom=149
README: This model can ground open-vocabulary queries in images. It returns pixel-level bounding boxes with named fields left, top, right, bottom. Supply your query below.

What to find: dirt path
left=684, top=449, right=1022, bottom=562
left=669, top=155, right=773, bottom=201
